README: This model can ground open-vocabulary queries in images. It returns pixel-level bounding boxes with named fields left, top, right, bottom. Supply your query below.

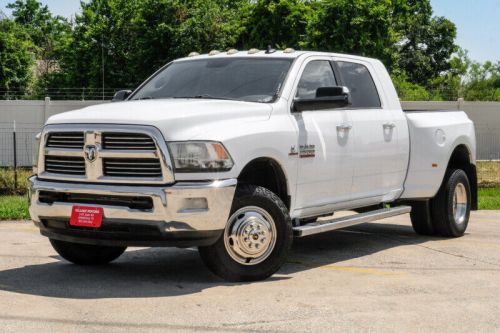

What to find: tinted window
left=131, top=58, right=293, bottom=103
left=337, top=61, right=381, bottom=108
left=296, top=61, right=337, bottom=99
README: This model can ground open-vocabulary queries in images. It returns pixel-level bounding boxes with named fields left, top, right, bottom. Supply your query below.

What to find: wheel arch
left=446, top=144, right=478, bottom=210
left=237, top=157, right=290, bottom=209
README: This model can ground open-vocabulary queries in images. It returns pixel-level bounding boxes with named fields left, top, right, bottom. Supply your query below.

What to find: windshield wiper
left=138, top=96, right=155, bottom=100
left=173, top=94, right=238, bottom=101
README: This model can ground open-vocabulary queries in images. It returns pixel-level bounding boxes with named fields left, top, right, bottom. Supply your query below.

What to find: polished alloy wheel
left=224, top=206, right=277, bottom=265
left=452, top=182, right=468, bottom=224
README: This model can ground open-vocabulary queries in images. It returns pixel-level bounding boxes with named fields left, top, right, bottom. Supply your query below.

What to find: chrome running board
left=293, top=206, right=412, bottom=237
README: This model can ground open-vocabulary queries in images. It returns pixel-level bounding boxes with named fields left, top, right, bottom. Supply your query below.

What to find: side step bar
left=293, top=206, right=412, bottom=237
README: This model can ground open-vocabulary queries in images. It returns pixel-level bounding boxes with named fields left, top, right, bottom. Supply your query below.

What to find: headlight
left=168, top=141, right=234, bottom=173
left=33, top=132, right=41, bottom=174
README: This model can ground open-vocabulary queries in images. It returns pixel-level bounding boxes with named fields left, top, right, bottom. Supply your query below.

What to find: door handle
left=383, top=122, right=396, bottom=129
left=336, top=124, right=352, bottom=131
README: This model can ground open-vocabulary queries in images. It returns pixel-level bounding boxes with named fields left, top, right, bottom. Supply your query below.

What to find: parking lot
left=0, top=211, right=499, bottom=332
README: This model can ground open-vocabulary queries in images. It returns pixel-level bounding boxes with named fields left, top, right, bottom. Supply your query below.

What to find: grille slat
left=105, top=167, right=160, bottom=170
left=103, top=133, right=156, bottom=150
left=44, top=156, right=85, bottom=176
left=44, top=163, right=86, bottom=169
left=46, top=132, right=84, bottom=149
left=103, top=158, right=162, bottom=178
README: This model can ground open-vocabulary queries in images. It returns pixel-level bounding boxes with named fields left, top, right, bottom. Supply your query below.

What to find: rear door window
left=336, top=61, right=381, bottom=108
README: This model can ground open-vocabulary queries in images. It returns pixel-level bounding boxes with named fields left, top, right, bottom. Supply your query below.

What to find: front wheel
left=199, top=185, right=293, bottom=282
left=50, top=239, right=126, bottom=265
left=431, top=169, right=471, bottom=237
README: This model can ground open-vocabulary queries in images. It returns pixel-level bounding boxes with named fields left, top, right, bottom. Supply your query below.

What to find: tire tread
left=199, top=185, right=292, bottom=282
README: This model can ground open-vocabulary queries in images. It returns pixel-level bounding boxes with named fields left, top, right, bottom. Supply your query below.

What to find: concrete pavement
left=0, top=211, right=499, bottom=332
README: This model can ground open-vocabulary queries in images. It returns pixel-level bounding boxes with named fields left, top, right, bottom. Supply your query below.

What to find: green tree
left=392, top=0, right=457, bottom=86
left=0, top=19, right=35, bottom=96
left=238, top=0, right=314, bottom=49
left=391, top=72, right=430, bottom=101
left=7, top=0, right=71, bottom=76
left=464, top=61, right=500, bottom=101
left=307, top=0, right=397, bottom=66
left=55, top=0, right=243, bottom=90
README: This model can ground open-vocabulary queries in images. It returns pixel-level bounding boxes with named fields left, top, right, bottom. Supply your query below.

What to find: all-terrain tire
left=199, top=185, right=293, bottom=282
left=431, top=169, right=471, bottom=237
left=410, top=201, right=436, bottom=236
left=50, top=239, right=126, bottom=265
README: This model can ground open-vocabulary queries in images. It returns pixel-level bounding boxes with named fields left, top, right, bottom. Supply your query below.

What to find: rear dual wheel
left=410, top=169, right=471, bottom=237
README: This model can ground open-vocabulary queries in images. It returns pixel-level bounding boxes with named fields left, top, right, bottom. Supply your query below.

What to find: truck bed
left=400, top=110, right=476, bottom=199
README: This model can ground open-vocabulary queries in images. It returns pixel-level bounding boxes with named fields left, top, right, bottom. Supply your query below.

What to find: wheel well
left=447, top=145, right=478, bottom=210
left=238, top=158, right=290, bottom=209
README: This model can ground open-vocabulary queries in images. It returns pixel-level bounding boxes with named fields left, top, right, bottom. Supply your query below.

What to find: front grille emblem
left=84, top=145, right=97, bottom=162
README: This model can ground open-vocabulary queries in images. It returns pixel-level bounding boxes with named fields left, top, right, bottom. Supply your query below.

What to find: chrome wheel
left=224, top=206, right=277, bottom=265
left=453, top=183, right=468, bottom=224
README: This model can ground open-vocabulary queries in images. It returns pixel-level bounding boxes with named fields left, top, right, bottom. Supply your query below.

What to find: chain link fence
left=475, top=125, right=500, bottom=188
left=0, top=88, right=123, bottom=101
left=1, top=122, right=499, bottom=195
left=0, top=122, right=39, bottom=194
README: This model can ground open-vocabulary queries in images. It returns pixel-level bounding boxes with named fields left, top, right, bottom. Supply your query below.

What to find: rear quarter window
left=337, top=61, right=381, bottom=108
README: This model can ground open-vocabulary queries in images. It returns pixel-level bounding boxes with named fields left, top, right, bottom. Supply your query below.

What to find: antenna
left=265, top=44, right=276, bottom=54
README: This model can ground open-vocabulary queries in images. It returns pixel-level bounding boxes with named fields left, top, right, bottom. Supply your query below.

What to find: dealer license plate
left=69, top=206, right=103, bottom=228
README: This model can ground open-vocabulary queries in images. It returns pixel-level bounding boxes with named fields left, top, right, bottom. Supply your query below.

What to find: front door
left=292, top=58, right=354, bottom=217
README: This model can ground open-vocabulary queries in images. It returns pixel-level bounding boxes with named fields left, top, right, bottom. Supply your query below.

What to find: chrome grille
left=103, top=158, right=162, bottom=178
left=102, top=133, right=156, bottom=150
left=44, top=156, right=86, bottom=175
left=39, top=125, right=174, bottom=184
left=46, top=132, right=84, bottom=149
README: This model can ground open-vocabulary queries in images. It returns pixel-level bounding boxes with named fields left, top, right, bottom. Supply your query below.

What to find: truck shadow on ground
left=0, top=221, right=449, bottom=299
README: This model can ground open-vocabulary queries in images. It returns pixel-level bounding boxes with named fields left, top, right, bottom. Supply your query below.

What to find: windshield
left=130, top=57, right=293, bottom=103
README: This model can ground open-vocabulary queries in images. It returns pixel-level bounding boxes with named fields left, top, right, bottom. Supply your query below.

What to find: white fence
left=0, top=98, right=499, bottom=166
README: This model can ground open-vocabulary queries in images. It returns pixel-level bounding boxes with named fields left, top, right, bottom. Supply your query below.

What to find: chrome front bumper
left=28, top=176, right=237, bottom=247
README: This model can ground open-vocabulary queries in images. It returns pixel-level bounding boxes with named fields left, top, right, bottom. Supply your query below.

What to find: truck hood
left=46, top=99, right=273, bottom=140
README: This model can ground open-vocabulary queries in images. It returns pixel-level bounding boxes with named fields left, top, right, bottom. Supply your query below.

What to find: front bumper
left=28, top=176, right=236, bottom=247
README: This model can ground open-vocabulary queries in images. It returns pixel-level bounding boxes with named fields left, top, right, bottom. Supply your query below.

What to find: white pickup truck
left=29, top=50, right=477, bottom=281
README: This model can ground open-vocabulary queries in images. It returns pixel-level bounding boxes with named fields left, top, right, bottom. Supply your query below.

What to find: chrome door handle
left=336, top=124, right=352, bottom=131
left=383, top=122, right=396, bottom=129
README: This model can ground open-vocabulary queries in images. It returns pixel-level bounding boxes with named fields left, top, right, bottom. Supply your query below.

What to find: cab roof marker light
left=283, top=48, right=295, bottom=53
left=208, top=50, right=220, bottom=56
left=248, top=48, right=260, bottom=54
left=227, top=48, right=238, bottom=55
left=188, top=52, right=200, bottom=57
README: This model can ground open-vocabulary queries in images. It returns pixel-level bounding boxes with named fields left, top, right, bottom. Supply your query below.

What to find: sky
left=1, top=0, right=499, bottom=63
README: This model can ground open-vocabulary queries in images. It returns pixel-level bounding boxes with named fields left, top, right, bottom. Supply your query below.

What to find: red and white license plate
left=69, top=206, right=103, bottom=228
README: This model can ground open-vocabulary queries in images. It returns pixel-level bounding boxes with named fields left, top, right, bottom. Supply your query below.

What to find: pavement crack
left=356, top=230, right=500, bottom=268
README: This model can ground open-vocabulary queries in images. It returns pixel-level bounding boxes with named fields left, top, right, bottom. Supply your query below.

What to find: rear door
left=334, top=59, right=405, bottom=203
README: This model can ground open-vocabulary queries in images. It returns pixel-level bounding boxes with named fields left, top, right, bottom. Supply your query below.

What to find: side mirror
left=111, top=90, right=132, bottom=102
left=292, top=86, right=351, bottom=112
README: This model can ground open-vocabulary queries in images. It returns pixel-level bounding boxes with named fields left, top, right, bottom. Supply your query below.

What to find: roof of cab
left=174, top=50, right=379, bottom=63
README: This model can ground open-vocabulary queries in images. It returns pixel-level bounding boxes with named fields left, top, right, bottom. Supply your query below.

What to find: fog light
left=178, top=198, right=208, bottom=213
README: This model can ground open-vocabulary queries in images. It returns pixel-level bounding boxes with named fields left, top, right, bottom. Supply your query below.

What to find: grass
left=1, top=188, right=499, bottom=220
left=478, top=188, right=500, bottom=210
left=476, top=160, right=500, bottom=187
left=0, top=195, right=30, bottom=220
left=0, top=167, right=32, bottom=195
left=0, top=164, right=498, bottom=219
